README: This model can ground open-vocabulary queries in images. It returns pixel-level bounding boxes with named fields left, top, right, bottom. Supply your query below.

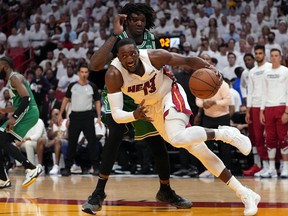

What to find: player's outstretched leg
left=216, top=126, right=252, bottom=155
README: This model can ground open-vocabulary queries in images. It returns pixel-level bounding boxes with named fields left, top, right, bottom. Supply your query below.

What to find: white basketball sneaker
left=217, top=126, right=252, bottom=156
left=22, top=164, right=43, bottom=188
left=260, top=168, right=278, bottom=178
left=254, top=168, right=269, bottom=177
left=237, top=188, right=261, bottom=216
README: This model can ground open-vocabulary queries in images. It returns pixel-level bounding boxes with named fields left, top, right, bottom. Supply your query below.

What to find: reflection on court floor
left=1, top=173, right=288, bottom=215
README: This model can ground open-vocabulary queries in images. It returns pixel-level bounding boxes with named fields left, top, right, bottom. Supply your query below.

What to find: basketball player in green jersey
left=82, top=3, right=192, bottom=215
left=0, top=56, right=43, bottom=189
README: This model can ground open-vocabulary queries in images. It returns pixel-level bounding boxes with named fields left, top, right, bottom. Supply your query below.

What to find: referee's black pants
left=65, top=111, right=100, bottom=170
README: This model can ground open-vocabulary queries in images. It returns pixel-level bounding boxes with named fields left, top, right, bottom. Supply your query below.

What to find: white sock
left=253, top=147, right=261, bottom=167
left=227, top=176, right=245, bottom=193
left=262, top=160, right=269, bottom=169
left=283, top=161, right=288, bottom=170
left=214, top=129, right=223, bottom=140
left=269, top=160, right=276, bottom=170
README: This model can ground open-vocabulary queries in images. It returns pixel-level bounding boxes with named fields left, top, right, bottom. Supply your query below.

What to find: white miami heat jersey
left=110, top=49, right=172, bottom=105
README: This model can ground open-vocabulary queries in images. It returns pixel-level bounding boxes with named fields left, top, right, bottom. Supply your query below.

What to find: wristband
left=112, top=32, right=119, bottom=38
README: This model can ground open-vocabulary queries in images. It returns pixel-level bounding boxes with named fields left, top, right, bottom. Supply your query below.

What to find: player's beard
left=0, top=68, right=6, bottom=80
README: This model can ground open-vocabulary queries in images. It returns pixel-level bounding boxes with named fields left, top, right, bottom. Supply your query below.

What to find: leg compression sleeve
left=145, top=135, right=170, bottom=180
left=164, top=108, right=225, bottom=176
left=165, top=108, right=208, bottom=147
left=187, top=142, right=226, bottom=177
left=99, top=114, right=127, bottom=176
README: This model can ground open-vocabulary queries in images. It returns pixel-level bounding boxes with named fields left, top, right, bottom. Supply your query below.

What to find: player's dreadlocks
left=120, top=3, right=156, bottom=30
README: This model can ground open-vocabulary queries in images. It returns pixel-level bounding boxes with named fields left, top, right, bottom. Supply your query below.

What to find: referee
left=58, top=62, right=102, bottom=176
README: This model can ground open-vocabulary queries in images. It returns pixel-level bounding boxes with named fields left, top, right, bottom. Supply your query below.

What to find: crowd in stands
left=0, top=0, right=288, bottom=177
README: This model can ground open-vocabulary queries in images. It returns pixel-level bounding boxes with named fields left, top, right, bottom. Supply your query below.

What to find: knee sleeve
left=165, top=108, right=208, bottom=147
left=187, top=142, right=225, bottom=177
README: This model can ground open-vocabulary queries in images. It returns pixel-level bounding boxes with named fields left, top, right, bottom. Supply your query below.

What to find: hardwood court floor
left=1, top=169, right=288, bottom=215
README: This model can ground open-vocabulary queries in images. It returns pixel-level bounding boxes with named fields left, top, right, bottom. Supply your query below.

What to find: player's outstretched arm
left=149, top=49, right=213, bottom=71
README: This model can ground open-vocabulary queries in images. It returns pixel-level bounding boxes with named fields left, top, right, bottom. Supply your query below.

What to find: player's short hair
left=116, top=38, right=137, bottom=53
left=0, top=56, right=14, bottom=69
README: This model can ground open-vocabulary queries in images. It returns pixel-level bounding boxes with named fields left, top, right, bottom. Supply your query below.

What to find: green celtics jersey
left=8, top=72, right=38, bottom=110
left=0, top=72, right=39, bottom=140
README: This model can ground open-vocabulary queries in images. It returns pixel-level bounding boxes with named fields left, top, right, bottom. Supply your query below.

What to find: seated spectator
left=170, top=16, right=186, bottom=35
left=222, top=23, right=240, bottom=43
left=0, top=89, right=11, bottom=109
left=45, top=69, right=58, bottom=91
left=17, top=21, right=30, bottom=49
left=67, top=39, right=87, bottom=60
left=54, top=40, right=69, bottom=58
left=41, top=88, right=62, bottom=127
left=29, top=21, right=48, bottom=63
left=153, top=17, right=170, bottom=36
left=37, top=109, right=68, bottom=175
left=60, top=22, right=77, bottom=42
left=230, top=105, right=248, bottom=135
left=39, top=50, right=57, bottom=72
left=54, top=54, right=69, bottom=80
left=78, top=22, right=95, bottom=42
left=7, top=27, right=20, bottom=49
left=57, top=63, right=79, bottom=94
left=62, top=33, right=74, bottom=50
left=221, top=52, right=239, bottom=80
left=94, top=28, right=107, bottom=49
left=182, top=42, right=197, bottom=57
left=30, top=66, right=51, bottom=113
left=195, top=8, right=209, bottom=31
left=51, top=26, right=63, bottom=44
left=0, top=79, right=8, bottom=102
left=16, top=119, right=47, bottom=166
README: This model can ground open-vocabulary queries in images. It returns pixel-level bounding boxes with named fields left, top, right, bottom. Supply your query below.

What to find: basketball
left=189, top=68, right=222, bottom=99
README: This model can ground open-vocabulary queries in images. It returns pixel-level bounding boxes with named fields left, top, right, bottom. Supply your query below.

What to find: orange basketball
left=189, top=68, right=222, bottom=99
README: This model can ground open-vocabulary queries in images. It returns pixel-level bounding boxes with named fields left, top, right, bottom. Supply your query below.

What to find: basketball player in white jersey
left=260, top=48, right=288, bottom=178
left=106, top=38, right=260, bottom=216
left=246, top=45, right=271, bottom=177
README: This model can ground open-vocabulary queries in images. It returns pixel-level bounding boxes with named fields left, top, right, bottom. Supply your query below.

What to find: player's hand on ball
left=205, top=65, right=223, bottom=85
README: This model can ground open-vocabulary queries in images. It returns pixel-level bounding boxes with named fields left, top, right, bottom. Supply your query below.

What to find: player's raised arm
left=89, top=14, right=127, bottom=71
left=148, top=49, right=214, bottom=71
